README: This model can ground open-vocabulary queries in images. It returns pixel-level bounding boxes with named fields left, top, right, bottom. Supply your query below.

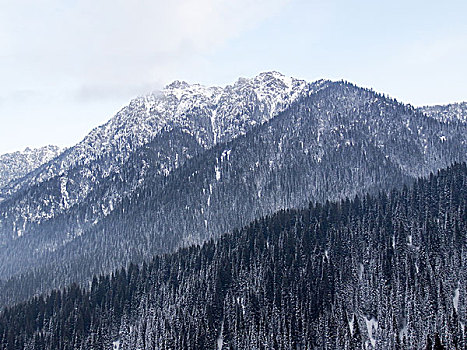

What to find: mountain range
left=0, top=72, right=466, bottom=317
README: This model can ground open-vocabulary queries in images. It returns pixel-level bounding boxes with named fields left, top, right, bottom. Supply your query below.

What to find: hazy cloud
left=0, top=0, right=289, bottom=90
left=75, top=83, right=163, bottom=102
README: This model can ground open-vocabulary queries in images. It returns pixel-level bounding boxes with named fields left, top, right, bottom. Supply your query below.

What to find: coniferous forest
left=0, top=163, right=465, bottom=349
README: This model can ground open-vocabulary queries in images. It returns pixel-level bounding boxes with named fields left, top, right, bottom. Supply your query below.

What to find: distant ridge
left=419, top=101, right=467, bottom=123
left=0, top=145, right=61, bottom=194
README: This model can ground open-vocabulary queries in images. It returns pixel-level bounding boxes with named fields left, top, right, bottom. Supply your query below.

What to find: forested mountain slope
left=0, top=80, right=466, bottom=306
left=0, top=163, right=465, bottom=349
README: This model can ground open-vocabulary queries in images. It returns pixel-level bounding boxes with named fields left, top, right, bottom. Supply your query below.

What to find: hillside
left=0, top=163, right=465, bottom=349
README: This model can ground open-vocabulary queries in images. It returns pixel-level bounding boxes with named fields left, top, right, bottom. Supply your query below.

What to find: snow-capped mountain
left=0, top=73, right=325, bottom=239
left=0, top=145, right=61, bottom=194
left=419, top=101, right=467, bottom=123
left=3, top=72, right=315, bottom=196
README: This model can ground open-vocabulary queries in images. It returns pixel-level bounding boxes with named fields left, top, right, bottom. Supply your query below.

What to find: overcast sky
left=1, top=0, right=466, bottom=154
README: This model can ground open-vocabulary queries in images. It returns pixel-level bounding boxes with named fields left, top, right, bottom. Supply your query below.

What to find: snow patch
left=220, top=149, right=231, bottom=162
left=211, top=110, right=218, bottom=144
left=359, top=263, right=364, bottom=280
left=399, top=317, right=408, bottom=342
left=144, top=99, right=153, bottom=114
left=453, top=286, right=460, bottom=313
left=364, top=316, right=378, bottom=348
left=60, top=177, right=70, bottom=208
left=112, top=340, right=120, bottom=350
left=348, top=314, right=355, bottom=336
left=217, top=321, right=224, bottom=350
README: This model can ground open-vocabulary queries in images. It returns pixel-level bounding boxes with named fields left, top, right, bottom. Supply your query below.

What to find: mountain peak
left=161, top=72, right=305, bottom=102
left=161, top=79, right=221, bottom=102
left=164, top=80, right=190, bottom=90
left=255, top=70, right=290, bottom=81
left=235, top=71, right=300, bottom=88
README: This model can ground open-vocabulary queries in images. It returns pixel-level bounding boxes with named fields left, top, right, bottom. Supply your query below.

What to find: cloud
left=0, top=0, right=289, bottom=90
left=75, top=83, right=162, bottom=102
